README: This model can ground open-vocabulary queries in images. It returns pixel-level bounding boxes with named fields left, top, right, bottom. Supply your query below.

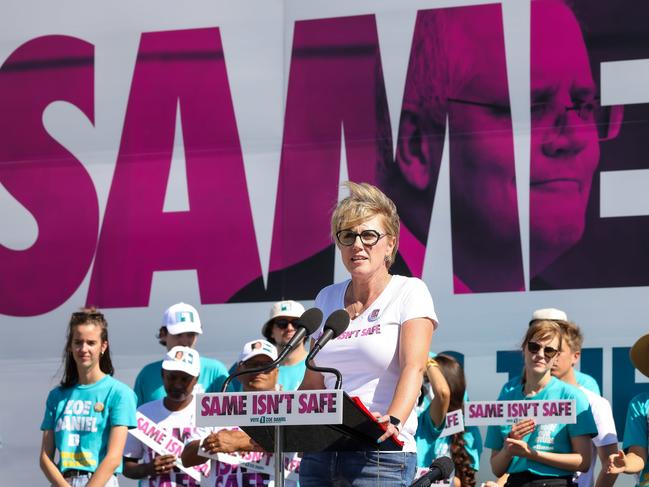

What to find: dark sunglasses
left=273, top=318, right=298, bottom=329
left=526, top=341, right=559, bottom=360
left=336, top=229, right=386, bottom=247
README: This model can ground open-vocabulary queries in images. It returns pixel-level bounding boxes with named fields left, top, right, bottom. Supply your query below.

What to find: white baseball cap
left=162, top=302, right=202, bottom=335
left=261, top=300, right=305, bottom=340
left=238, top=339, right=278, bottom=363
left=529, top=307, right=568, bottom=325
left=162, top=346, right=201, bottom=377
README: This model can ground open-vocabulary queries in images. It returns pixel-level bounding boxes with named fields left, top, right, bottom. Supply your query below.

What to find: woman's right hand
left=150, top=454, right=177, bottom=476
left=508, top=418, right=535, bottom=440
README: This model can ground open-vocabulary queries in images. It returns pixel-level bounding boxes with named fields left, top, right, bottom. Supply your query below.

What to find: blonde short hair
left=521, top=320, right=563, bottom=351
left=331, top=181, right=400, bottom=268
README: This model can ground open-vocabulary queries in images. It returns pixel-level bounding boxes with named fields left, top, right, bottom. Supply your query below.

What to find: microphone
left=410, top=456, right=454, bottom=487
left=305, top=309, right=350, bottom=389
left=306, top=309, right=350, bottom=361
left=275, top=307, right=323, bottom=363
left=221, top=307, right=322, bottom=391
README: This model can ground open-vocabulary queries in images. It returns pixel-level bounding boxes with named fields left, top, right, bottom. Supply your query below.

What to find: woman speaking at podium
left=298, top=182, right=437, bottom=486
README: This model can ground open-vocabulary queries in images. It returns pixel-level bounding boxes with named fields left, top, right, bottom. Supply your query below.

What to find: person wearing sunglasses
left=486, top=320, right=597, bottom=487
left=39, top=308, right=137, bottom=486
left=261, top=300, right=308, bottom=391
left=605, top=333, right=649, bottom=486
left=298, top=181, right=437, bottom=486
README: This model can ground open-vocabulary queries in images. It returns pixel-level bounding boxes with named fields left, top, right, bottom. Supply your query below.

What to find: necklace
left=347, top=275, right=391, bottom=319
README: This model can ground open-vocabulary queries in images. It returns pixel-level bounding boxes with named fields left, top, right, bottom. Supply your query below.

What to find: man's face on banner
left=529, top=0, right=600, bottom=275
left=450, top=0, right=599, bottom=278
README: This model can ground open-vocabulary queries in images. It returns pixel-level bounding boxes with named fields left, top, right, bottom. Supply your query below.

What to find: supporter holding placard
left=298, top=182, right=437, bottom=486
left=415, top=354, right=482, bottom=487
left=39, top=308, right=137, bottom=486
left=486, top=320, right=597, bottom=487
left=606, top=333, right=649, bottom=487
left=133, top=302, right=229, bottom=406
left=123, top=346, right=207, bottom=486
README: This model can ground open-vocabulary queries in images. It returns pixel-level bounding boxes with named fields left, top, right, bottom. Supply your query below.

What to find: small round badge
left=94, top=402, right=105, bottom=413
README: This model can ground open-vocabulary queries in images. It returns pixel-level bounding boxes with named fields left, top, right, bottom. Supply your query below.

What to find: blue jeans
left=299, top=451, right=417, bottom=486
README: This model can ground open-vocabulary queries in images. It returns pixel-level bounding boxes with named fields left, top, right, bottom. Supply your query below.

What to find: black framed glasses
left=273, top=318, right=297, bottom=330
left=526, top=341, right=559, bottom=360
left=448, top=96, right=623, bottom=141
left=336, top=229, right=386, bottom=247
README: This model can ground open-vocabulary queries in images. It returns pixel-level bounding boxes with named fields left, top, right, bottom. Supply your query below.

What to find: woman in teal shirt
left=486, top=320, right=597, bottom=487
left=415, top=354, right=482, bottom=487
left=39, top=309, right=136, bottom=486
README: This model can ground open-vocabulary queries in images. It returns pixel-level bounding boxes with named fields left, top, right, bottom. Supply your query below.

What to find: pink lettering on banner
left=383, top=4, right=524, bottom=292
left=298, top=392, right=337, bottom=414
left=468, top=402, right=504, bottom=419
left=0, top=35, right=98, bottom=316
left=266, top=14, right=389, bottom=299
left=201, top=395, right=247, bottom=417
left=87, top=27, right=262, bottom=307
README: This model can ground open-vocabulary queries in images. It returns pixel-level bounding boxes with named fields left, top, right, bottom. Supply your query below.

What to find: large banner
left=1, top=0, right=648, bottom=484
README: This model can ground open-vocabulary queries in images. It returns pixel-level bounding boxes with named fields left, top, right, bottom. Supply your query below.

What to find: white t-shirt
left=313, top=275, right=438, bottom=452
left=575, top=386, right=618, bottom=487
left=123, top=397, right=208, bottom=487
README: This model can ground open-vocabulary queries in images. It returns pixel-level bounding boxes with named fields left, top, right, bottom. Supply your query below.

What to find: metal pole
left=274, top=425, right=285, bottom=487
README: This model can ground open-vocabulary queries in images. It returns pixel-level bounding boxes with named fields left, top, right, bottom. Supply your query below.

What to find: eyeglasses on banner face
left=448, top=97, right=623, bottom=141
left=336, top=229, right=386, bottom=247
left=526, top=340, right=559, bottom=360
left=273, top=318, right=297, bottom=330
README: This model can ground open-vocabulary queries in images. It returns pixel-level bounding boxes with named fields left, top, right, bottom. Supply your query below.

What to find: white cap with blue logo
left=162, top=302, right=203, bottom=335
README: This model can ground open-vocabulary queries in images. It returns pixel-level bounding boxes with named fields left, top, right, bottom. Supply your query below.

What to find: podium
left=196, top=390, right=402, bottom=486
left=241, top=392, right=403, bottom=452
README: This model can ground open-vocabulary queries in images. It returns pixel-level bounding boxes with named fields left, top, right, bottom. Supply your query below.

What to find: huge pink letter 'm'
left=88, top=28, right=261, bottom=307
left=0, top=36, right=97, bottom=316
left=266, top=15, right=389, bottom=299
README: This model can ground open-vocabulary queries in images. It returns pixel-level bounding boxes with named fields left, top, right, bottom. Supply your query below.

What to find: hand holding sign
left=202, top=429, right=255, bottom=454
left=151, top=454, right=177, bottom=476
left=508, top=418, right=536, bottom=440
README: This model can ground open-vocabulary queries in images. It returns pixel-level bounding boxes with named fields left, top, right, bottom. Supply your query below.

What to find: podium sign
left=196, top=389, right=343, bottom=427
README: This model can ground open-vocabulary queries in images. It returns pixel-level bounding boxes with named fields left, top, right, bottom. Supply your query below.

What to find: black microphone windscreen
left=431, top=456, right=454, bottom=479
left=296, top=308, right=323, bottom=336
left=323, top=309, right=350, bottom=338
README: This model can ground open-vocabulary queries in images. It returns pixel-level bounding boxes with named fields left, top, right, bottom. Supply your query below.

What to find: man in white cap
left=530, top=307, right=601, bottom=395
left=124, top=346, right=208, bottom=485
left=182, top=340, right=300, bottom=486
left=133, top=302, right=229, bottom=405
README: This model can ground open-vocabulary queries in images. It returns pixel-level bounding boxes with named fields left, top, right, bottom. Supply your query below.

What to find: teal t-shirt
left=134, top=356, right=229, bottom=406
left=502, top=372, right=600, bottom=397
left=40, top=375, right=137, bottom=474
left=622, top=391, right=649, bottom=487
left=575, top=370, right=601, bottom=396
left=485, top=376, right=597, bottom=477
left=415, top=408, right=482, bottom=470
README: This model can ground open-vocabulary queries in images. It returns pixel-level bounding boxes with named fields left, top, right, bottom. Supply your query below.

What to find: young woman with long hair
left=415, top=354, right=482, bottom=487
left=39, top=308, right=136, bottom=486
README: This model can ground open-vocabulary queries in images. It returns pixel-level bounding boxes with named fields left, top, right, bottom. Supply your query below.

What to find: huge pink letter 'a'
left=88, top=28, right=261, bottom=307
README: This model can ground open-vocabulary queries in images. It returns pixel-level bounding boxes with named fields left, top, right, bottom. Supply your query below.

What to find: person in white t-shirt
left=298, top=181, right=437, bottom=486
left=123, top=346, right=208, bottom=486
left=552, top=321, right=618, bottom=487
